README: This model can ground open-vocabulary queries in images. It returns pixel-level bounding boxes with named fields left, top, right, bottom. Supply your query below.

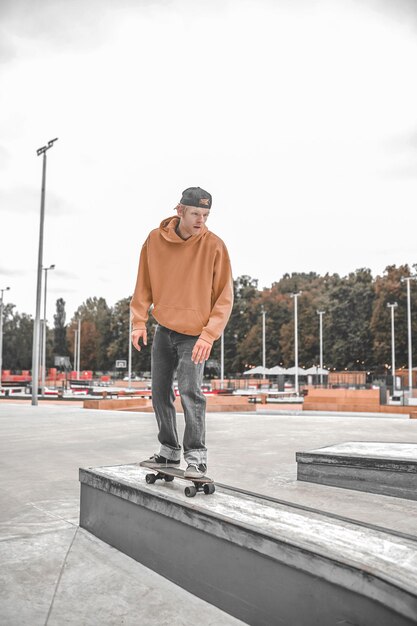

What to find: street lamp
left=0, top=286, right=11, bottom=392
left=73, top=328, right=78, bottom=378
left=31, top=138, right=58, bottom=406
left=77, top=317, right=81, bottom=378
left=41, top=264, right=55, bottom=396
left=220, top=332, right=224, bottom=389
left=387, top=303, right=398, bottom=395
left=401, top=275, right=417, bottom=396
left=317, top=310, right=325, bottom=385
left=261, top=306, right=266, bottom=377
left=291, top=292, right=302, bottom=395
left=128, top=313, right=132, bottom=390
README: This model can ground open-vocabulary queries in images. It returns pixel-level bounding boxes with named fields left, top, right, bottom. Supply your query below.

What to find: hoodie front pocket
left=152, top=304, right=204, bottom=335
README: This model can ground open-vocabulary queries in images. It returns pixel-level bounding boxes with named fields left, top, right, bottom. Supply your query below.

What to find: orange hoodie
left=130, top=216, right=233, bottom=345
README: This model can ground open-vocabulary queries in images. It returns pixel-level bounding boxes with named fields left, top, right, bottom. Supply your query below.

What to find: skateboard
left=140, top=461, right=215, bottom=498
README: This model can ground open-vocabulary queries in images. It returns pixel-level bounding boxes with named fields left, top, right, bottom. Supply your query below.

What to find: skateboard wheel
left=145, top=473, right=156, bottom=484
left=164, top=475, right=174, bottom=482
left=203, top=483, right=215, bottom=495
left=184, top=485, right=197, bottom=498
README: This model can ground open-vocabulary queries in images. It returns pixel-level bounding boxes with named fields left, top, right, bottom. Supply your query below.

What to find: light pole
left=77, top=317, right=81, bottom=378
left=387, top=302, right=398, bottom=395
left=0, top=286, right=11, bottom=392
left=401, top=276, right=417, bottom=396
left=31, top=138, right=58, bottom=406
left=317, top=310, right=325, bottom=385
left=128, top=313, right=132, bottom=390
left=41, top=264, right=55, bottom=395
left=291, top=292, right=302, bottom=395
left=261, top=306, right=266, bottom=380
left=220, top=332, right=224, bottom=389
left=73, top=329, right=78, bottom=377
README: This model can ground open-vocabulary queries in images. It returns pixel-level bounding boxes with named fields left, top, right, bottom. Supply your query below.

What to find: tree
left=53, top=298, right=67, bottom=357
left=276, top=272, right=327, bottom=367
left=67, top=297, right=112, bottom=371
left=238, top=286, right=291, bottom=369
left=107, top=297, right=153, bottom=374
left=107, top=297, right=130, bottom=370
left=2, top=304, right=33, bottom=371
left=212, top=275, right=260, bottom=374
left=323, top=269, right=375, bottom=370
left=371, top=264, right=416, bottom=371
left=4, top=262, right=416, bottom=377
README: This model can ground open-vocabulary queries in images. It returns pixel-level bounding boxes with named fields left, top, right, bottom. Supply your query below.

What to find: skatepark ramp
left=79, top=464, right=417, bottom=626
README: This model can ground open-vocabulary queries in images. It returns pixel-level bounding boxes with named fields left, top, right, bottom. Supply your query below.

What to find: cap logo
left=199, top=198, right=210, bottom=206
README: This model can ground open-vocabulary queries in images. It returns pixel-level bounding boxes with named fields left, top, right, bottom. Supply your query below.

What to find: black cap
left=180, top=187, right=212, bottom=209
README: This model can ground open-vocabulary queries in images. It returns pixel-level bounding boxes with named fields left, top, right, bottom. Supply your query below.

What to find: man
left=131, top=187, right=233, bottom=478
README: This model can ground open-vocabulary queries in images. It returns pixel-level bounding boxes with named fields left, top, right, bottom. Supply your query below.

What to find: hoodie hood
left=159, top=216, right=209, bottom=245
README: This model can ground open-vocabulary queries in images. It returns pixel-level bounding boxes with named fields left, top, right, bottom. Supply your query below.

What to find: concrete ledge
left=84, top=398, right=152, bottom=410
left=84, top=396, right=255, bottom=413
left=303, top=388, right=417, bottom=418
left=80, top=463, right=417, bottom=625
left=297, top=442, right=417, bottom=500
left=301, top=410, right=411, bottom=419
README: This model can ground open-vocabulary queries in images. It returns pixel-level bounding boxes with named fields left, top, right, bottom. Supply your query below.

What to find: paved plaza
left=1, top=402, right=417, bottom=624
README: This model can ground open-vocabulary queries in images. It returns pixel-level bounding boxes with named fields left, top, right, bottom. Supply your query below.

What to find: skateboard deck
left=140, top=461, right=215, bottom=497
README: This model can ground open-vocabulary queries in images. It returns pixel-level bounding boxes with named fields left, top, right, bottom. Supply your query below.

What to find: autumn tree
left=67, top=297, right=112, bottom=371
left=29, top=262, right=417, bottom=377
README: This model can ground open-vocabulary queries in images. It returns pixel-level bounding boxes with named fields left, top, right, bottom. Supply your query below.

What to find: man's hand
left=132, top=329, right=147, bottom=352
left=192, top=338, right=212, bottom=364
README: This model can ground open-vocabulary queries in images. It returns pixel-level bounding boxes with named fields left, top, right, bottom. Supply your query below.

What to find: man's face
left=177, top=205, right=210, bottom=237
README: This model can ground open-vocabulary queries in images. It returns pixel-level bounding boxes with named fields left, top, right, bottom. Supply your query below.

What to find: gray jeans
left=151, top=324, right=207, bottom=465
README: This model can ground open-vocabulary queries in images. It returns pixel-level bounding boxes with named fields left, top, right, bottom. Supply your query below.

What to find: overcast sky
left=1, top=0, right=416, bottom=324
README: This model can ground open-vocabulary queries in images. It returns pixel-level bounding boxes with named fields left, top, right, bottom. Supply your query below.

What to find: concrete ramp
left=297, top=442, right=417, bottom=500
left=79, top=463, right=417, bottom=626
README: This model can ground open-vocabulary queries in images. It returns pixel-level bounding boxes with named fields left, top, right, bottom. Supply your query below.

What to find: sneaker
left=140, top=454, right=180, bottom=468
left=184, top=463, right=207, bottom=479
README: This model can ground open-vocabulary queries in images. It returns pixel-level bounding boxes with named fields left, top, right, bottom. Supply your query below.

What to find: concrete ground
left=1, top=402, right=417, bottom=625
